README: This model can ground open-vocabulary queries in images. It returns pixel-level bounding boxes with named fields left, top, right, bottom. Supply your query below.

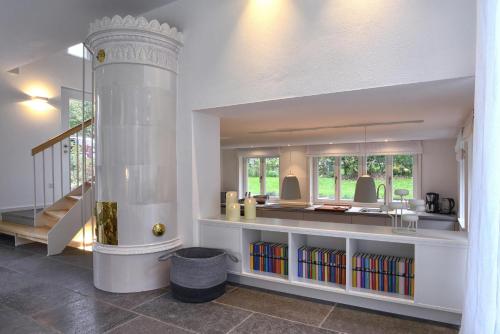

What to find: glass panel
left=247, top=158, right=261, bottom=195
left=69, top=98, right=93, bottom=127
left=264, top=157, right=280, bottom=197
left=393, top=155, right=414, bottom=199
left=317, top=157, right=335, bottom=199
left=69, top=98, right=93, bottom=190
left=340, top=156, right=359, bottom=200
left=367, top=155, right=386, bottom=199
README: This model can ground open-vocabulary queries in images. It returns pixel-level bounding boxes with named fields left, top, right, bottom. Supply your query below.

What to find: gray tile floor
left=0, top=234, right=459, bottom=334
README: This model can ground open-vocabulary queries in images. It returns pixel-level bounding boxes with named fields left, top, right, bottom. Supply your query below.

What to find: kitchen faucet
left=377, top=183, right=388, bottom=207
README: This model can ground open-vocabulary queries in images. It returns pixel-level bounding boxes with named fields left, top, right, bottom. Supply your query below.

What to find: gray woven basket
left=159, top=247, right=238, bottom=302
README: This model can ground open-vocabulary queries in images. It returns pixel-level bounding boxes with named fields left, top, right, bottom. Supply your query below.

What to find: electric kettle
left=439, top=198, right=455, bottom=214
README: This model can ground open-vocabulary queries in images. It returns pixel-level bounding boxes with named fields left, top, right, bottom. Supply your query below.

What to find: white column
left=86, top=15, right=183, bottom=293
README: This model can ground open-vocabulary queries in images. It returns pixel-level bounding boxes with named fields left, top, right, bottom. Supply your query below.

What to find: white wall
left=421, top=139, right=459, bottom=200
left=147, top=0, right=474, bottom=110
left=221, top=139, right=459, bottom=203
left=221, top=149, right=239, bottom=192
left=192, top=112, right=221, bottom=244
left=0, top=51, right=90, bottom=211
left=143, top=0, right=475, bottom=245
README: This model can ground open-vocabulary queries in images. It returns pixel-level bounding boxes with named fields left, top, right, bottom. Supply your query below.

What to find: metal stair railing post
left=42, top=150, right=46, bottom=208
left=90, top=46, right=96, bottom=246
left=81, top=44, right=86, bottom=250
left=33, top=155, right=36, bottom=220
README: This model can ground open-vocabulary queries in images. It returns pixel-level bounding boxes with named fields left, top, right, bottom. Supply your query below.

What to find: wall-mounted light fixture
left=31, top=96, right=49, bottom=103
left=25, top=95, right=51, bottom=112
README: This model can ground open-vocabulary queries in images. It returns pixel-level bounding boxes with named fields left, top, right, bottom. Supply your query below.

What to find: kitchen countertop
left=221, top=203, right=457, bottom=222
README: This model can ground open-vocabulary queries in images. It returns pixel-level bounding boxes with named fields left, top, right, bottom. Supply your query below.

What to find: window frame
left=312, top=154, right=420, bottom=204
left=312, top=157, right=339, bottom=203
left=242, top=156, right=280, bottom=200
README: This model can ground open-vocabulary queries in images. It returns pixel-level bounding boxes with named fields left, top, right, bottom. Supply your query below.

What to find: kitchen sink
left=359, top=208, right=383, bottom=213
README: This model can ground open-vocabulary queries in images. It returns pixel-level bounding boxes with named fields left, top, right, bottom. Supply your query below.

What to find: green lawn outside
left=248, top=176, right=413, bottom=200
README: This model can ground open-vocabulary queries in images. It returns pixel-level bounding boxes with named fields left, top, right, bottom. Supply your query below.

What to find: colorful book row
left=298, top=247, right=346, bottom=285
left=249, top=242, right=288, bottom=276
left=352, top=253, right=415, bottom=297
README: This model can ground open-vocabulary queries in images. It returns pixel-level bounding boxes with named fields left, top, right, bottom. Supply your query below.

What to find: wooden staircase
left=0, top=117, right=95, bottom=256
left=0, top=182, right=92, bottom=255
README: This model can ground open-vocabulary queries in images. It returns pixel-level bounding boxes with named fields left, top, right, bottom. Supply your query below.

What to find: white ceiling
left=201, top=77, right=474, bottom=148
left=0, top=0, right=175, bottom=71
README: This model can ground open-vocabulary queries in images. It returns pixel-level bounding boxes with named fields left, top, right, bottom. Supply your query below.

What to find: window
left=67, top=43, right=91, bottom=60
left=312, top=154, right=419, bottom=203
left=340, top=156, right=359, bottom=200
left=244, top=157, right=280, bottom=198
left=366, top=155, right=386, bottom=199
left=392, top=155, right=414, bottom=200
left=317, top=157, right=336, bottom=200
left=264, top=157, right=280, bottom=197
left=246, top=158, right=261, bottom=195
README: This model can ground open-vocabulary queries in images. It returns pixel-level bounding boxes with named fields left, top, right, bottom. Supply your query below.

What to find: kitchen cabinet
left=302, top=212, right=351, bottom=224
left=222, top=205, right=457, bottom=231
left=351, top=215, right=389, bottom=226
left=257, top=210, right=304, bottom=220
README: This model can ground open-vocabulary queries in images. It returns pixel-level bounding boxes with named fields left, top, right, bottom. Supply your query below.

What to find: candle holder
left=226, top=202, right=241, bottom=221
left=388, top=189, right=418, bottom=234
left=244, top=197, right=257, bottom=220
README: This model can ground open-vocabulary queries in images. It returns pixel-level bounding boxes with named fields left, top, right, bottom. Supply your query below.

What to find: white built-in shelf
left=199, top=215, right=467, bottom=325
left=348, top=287, right=414, bottom=304
left=292, top=277, right=346, bottom=293
left=242, top=270, right=288, bottom=283
left=202, top=216, right=468, bottom=247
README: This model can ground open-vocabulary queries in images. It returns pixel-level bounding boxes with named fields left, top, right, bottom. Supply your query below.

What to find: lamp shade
left=281, top=175, right=301, bottom=200
left=353, top=175, right=377, bottom=203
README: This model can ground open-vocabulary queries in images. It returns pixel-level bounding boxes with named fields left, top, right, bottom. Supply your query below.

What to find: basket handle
left=158, top=253, right=172, bottom=261
left=225, top=253, right=239, bottom=263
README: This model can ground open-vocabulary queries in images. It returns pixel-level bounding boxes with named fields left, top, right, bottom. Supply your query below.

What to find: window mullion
left=387, top=156, right=393, bottom=203
left=335, top=157, right=341, bottom=202
left=312, top=157, right=318, bottom=202
left=242, top=157, right=248, bottom=196
left=260, top=158, right=265, bottom=195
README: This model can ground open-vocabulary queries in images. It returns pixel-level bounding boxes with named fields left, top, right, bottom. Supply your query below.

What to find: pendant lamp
left=281, top=149, right=301, bottom=200
left=353, top=127, right=378, bottom=203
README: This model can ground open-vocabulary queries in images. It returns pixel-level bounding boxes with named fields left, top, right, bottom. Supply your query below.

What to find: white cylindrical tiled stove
left=86, top=16, right=183, bottom=293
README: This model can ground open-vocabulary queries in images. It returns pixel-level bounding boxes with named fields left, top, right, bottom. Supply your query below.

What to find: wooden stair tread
left=44, top=210, right=69, bottom=220
left=0, top=221, right=50, bottom=241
